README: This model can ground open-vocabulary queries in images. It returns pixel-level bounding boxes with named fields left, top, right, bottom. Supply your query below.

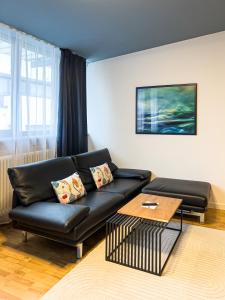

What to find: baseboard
left=208, top=201, right=225, bottom=210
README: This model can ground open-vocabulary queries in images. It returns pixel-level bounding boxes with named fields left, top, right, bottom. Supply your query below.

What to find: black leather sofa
left=8, top=148, right=151, bottom=258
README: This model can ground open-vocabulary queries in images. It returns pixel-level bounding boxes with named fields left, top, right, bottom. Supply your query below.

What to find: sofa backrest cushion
left=72, top=148, right=118, bottom=191
left=8, top=157, right=77, bottom=206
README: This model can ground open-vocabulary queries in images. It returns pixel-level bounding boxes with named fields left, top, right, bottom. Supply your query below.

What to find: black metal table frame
left=105, top=210, right=182, bottom=276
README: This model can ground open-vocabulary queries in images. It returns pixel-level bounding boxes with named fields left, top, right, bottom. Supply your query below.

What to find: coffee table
left=105, top=193, right=182, bottom=276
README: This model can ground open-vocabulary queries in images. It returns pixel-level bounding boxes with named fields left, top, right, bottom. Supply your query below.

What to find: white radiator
left=0, top=150, right=55, bottom=224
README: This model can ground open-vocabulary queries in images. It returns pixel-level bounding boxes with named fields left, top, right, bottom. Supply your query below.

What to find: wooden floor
left=0, top=208, right=225, bottom=300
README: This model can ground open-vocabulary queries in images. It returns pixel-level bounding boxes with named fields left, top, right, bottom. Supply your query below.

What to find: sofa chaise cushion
left=9, top=202, right=90, bottom=233
left=142, top=177, right=211, bottom=209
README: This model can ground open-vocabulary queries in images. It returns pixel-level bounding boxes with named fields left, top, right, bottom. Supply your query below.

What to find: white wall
left=87, top=31, right=225, bottom=209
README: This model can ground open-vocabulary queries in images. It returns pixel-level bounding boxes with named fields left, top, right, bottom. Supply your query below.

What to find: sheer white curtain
left=0, top=23, right=60, bottom=223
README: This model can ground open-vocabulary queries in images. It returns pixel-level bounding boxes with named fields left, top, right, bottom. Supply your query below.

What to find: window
left=19, top=44, right=55, bottom=134
left=0, top=24, right=60, bottom=144
left=0, top=36, right=11, bottom=134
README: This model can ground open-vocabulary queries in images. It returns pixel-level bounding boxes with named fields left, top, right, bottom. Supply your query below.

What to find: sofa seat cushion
left=98, top=178, right=149, bottom=198
left=9, top=202, right=90, bottom=233
left=8, top=157, right=77, bottom=206
left=142, top=177, right=211, bottom=208
left=73, top=191, right=124, bottom=240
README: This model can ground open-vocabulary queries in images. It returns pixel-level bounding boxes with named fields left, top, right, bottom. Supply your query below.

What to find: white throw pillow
left=90, top=163, right=113, bottom=189
left=51, top=172, right=86, bottom=204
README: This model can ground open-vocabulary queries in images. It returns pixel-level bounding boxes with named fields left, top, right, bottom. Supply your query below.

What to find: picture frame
left=136, top=83, right=197, bottom=135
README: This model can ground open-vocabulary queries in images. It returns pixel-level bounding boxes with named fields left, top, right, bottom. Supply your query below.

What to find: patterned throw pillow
left=51, top=172, right=86, bottom=204
left=90, top=163, right=113, bottom=189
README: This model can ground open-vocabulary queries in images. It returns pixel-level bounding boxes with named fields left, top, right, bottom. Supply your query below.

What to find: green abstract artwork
left=136, top=84, right=197, bottom=135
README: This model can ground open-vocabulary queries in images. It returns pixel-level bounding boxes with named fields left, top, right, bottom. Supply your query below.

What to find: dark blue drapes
left=57, top=49, right=87, bottom=156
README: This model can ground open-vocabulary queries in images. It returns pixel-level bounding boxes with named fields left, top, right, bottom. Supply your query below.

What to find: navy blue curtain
left=57, top=49, right=88, bottom=156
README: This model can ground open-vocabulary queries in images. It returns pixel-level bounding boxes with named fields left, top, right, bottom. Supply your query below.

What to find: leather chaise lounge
left=7, top=148, right=151, bottom=258
left=142, top=177, right=211, bottom=223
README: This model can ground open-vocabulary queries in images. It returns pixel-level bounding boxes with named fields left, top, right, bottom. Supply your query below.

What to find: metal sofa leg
left=192, top=211, right=205, bottom=223
left=76, top=243, right=83, bottom=259
left=177, top=210, right=205, bottom=224
left=22, top=231, right=28, bottom=242
left=200, top=213, right=205, bottom=224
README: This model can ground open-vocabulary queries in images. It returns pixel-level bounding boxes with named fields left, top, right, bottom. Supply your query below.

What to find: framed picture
left=136, top=83, right=197, bottom=135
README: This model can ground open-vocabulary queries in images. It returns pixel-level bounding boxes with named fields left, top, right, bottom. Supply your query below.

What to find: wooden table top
left=118, top=193, right=182, bottom=223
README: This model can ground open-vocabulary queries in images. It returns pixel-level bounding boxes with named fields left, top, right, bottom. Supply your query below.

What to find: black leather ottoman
left=142, top=177, right=211, bottom=223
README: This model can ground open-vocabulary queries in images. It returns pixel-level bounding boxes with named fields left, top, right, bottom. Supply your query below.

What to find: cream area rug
left=41, top=225, right=225, bottom=300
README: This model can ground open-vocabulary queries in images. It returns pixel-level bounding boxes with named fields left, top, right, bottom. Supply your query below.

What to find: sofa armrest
left=113, top=168, right=151, bottom=180
left=9, top=202, right=90, bottom=233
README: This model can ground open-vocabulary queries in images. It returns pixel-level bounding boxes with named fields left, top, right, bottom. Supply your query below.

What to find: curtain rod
left=0, top=22, right=59, bottom=49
